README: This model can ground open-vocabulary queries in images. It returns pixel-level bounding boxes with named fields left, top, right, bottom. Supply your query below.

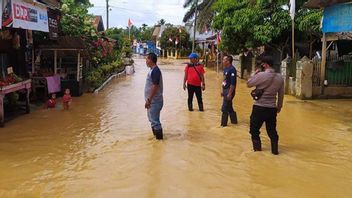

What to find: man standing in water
left=221, top=55, right=238, bottom=126
left=183, top=53, right=205, bottom=111
left=145, top=53, right=163, bottom=140
left=247, top=56, right=284, bottom=155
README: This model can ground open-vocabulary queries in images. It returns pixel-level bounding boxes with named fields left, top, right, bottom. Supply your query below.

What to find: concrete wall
left=282, top=57, right=314, bottom=99
left=313, top=86, right=352, bottom=98
left=296, top=57, right=313, bottom=99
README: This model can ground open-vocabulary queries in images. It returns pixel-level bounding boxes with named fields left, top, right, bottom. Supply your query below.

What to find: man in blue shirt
left=221, top=55, right=238, bottom=126
left=145, top=53, right=164, bottom=140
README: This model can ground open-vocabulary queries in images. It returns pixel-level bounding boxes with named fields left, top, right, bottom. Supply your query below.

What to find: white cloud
left=89, top=0, right=186, bottom=28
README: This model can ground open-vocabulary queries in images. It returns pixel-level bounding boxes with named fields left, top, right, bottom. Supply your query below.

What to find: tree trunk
left=309, top=34, right=313, bottom=59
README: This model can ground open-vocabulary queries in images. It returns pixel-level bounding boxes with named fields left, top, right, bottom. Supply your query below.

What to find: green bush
left=195, top=46, right=203, bottom=55
left=122, top=46, right=133, bottom=58
left=86, top=70, right=104, bottom=89
left=180, top=48, right=192, bottom=57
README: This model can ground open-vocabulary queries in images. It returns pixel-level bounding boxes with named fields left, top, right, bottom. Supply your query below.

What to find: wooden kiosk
left=33, top=36, right=87, bottom=97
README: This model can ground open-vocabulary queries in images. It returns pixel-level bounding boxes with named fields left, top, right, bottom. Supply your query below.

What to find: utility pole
left=192, top=0, right=198, bottom=53
left=106, top=0, right=109, bottom=29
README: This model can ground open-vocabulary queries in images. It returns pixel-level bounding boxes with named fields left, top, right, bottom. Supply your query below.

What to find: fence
left=312, top=55, right=352, bottom=86
left=312, top=58, right=321, bottom=86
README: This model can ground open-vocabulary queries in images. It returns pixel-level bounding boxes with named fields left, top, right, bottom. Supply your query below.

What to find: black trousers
left=221, top=88, right=235, bottom=113
left=250, top=105, right=279, bottom=142
left=187, top=84, right=203, bottom=107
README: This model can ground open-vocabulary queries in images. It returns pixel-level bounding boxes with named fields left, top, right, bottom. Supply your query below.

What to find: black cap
left=258, top=56, right=274, bottom=67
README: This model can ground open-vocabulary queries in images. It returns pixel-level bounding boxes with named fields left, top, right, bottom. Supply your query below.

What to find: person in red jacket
left=183, top=53, right=205, bottom=111
left=45, top=94, right=57, bottom=109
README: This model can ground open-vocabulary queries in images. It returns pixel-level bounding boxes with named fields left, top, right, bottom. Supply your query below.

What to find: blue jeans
left=147, top=101, right=163, bottom=130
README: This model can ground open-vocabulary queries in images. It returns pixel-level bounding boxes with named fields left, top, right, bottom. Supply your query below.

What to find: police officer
left=221, top=55, right=238, bottom=126
left=247, top=56, right=284, bottom=155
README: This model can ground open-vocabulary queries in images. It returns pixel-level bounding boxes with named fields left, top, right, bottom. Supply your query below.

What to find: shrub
left=85, top=70, right=104, bottom=89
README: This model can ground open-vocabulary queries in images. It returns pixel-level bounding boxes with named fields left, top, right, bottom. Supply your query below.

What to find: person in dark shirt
left=145, top=53, right=164, bottom=140
left=221, top=55, right=238, bottom=126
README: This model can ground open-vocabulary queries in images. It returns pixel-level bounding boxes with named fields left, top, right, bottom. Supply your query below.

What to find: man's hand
left=277, top=108, right=281, bottom=113
left=202, top=84, right=205, bottom=91
left=226, top=94, right=232, bottom=101
left=183, top=83, right=187, bottom=90
left=145, top=99, right=151, bottom=109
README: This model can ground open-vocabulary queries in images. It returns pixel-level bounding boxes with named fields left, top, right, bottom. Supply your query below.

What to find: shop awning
left=37, top=36, right=86, bottom=50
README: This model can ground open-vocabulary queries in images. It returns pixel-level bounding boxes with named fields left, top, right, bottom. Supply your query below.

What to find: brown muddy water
left=0, top=56, right=351, bottom=197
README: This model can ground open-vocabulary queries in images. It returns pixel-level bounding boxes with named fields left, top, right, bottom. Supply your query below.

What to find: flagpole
left=292, top=19, right=295, bottom=60
left=290, top=0, right=295, bottom=60
left=129, top=27, right=131, bottom=40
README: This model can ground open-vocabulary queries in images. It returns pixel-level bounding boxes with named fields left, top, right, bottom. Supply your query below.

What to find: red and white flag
left=128, top=18, right=133, bottom=29
left=216, top=31, right=221, bottom=45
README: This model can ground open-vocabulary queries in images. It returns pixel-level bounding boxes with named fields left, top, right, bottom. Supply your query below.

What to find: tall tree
left=60, top=0, right=96, bottom=37
left=138, top=25, right=153, bottom=42
left=160, top=27, right=190, bottom=50
left=213, top=0, right=291, bottom=59
left=183, top=0, right=217, bottom=31
left=158, top=19, right=166, bottom=25
left=296, top=9, right=322, bottom=58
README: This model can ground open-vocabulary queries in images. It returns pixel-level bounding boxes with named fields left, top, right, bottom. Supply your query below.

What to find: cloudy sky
left=89, top=0, right=187, bottom=28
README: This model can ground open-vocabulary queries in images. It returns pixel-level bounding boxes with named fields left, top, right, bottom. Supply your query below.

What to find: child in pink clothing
left=63, top=88, right=72, bottom=110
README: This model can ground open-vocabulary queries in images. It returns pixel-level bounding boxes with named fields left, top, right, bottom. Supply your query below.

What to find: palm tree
left=183, top=0, right=217, bottom=32
left=158, top=19, right=166, bottom=25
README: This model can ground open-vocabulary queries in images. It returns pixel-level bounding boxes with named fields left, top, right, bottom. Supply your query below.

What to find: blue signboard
left=323, top=3, right=352, bottom=33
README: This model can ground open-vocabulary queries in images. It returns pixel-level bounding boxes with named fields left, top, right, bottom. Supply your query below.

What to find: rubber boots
left=229, top=112, right=238, bottom=124
left=221, top=113, right=228, bottom=127
left=152, top=128, right=156, bottom=137
left=155, top=128, right=163, bottom=140
left=252, top=139, right=262, bottom=151
left=199, top=103, right=204, bottom=111
left=271, top=141, right=279, bottom=155
left=188, top=103, right=193, bottom=111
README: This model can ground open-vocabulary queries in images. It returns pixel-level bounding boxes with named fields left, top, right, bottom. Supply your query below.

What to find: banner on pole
left=128, top=18, right=133, bottom=29
left=216, top=31, right=221, bottom=45
left=48, top=8, right=60, bottom=39
left=12, top=0, right=49, bottom=32
left=290, top=0, right=295, bottom=20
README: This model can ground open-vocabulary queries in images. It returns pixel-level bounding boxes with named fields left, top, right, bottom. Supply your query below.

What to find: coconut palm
left=183, top=0, right=217, bottom=32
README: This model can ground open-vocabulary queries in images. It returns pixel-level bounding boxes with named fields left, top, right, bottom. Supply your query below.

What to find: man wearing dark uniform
left=221, top=55, right=238, bottom=126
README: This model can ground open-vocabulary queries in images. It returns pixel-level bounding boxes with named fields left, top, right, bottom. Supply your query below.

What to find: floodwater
left=0, top=56, right=352, bottom=197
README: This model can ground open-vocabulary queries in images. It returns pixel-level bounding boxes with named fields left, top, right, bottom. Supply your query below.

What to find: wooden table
left=0, top=80, right=31, bottom=127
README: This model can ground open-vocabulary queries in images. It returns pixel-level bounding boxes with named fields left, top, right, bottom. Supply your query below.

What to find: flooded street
left=1, top=56, right=352, bottom=197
